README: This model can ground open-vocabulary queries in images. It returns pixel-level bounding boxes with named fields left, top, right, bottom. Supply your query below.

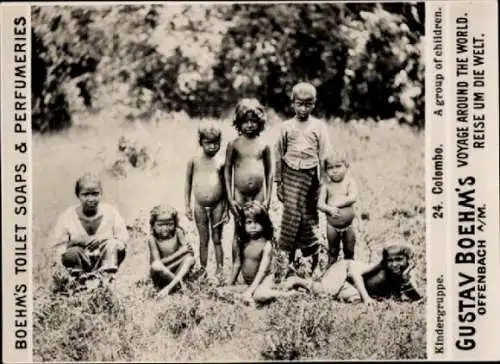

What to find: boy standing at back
left=275, top=82, right=330, bottom=273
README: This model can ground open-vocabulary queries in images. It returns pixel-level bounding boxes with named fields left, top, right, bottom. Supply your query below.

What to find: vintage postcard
left=1, top=1, right=498, bottom=362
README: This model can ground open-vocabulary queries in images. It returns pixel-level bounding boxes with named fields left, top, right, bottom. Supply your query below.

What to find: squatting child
left=317, top=151, right=358, bottom=265
left=227, top=201, right=298, bottom=305
left=275, top=82, right=330, bottom=273
left=282, top=241, right=422, bottom=304
left=224, top=98, right=273, bottom=280
left=147, top=204, right=195, bottom=297
left=51, top=173, right=129, bottom=282
left=185, top=123, right=229, bottom=280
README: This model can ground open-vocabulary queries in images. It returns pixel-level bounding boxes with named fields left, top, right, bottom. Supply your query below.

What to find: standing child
left=228, top=201, right=298, bottom=305
left=148, top=205, right=195, bottom=297
left=275, top=82, right=330, bottom=273
left=317, top=151, right=358, bottom=265
left=224, top=98, right=273, bottom=281
left=185, top=123, right=229, bottom=281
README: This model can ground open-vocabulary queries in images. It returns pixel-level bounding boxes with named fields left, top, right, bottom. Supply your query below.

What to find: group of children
left=51, top=82, right=422, bottom=305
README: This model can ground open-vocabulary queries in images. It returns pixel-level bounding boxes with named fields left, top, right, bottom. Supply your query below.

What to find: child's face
left=385, top=253, right=409, bottom=276
left=201, top=138, right=220, bottom=157
left=325, top=161, right=347, bottom=182
left=78, top=182, right=102, bottom=214
left=240, top=114, right=260, bottom=138
left=245, top=216, right=263, bottom=239
left=153, top=218, right=176, bottom=239
left=292, top=94, right=315, bottom=121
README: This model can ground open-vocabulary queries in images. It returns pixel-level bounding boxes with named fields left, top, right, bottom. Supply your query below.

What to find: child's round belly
left=234, top=163, right=265, bottom=196
left=193, top=175, right=224, bottom=206
left=241, top=265, right=259, bottom=285
left=327, top=206, right=355, bottom=228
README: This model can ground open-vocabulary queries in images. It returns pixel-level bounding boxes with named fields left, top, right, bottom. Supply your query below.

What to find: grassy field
left=33, top=108, right=426, bottom=361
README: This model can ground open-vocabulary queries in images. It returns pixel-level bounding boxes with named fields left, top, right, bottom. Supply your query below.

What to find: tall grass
left=33, top=109, right=426, bottom=361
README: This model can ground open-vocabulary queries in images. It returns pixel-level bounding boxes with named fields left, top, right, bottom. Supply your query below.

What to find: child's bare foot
left=100, top=271, right=116, bottom=285
left=363, top=297, right=375, bottom=306
left=281, top=276, right=300, bottom=291
left=284, top=263, right=298, bottom=278
left=276, top=290, right=306, bottom=303
left=215, top=268, right=225, bottom=287
left=237, top=292, right=255, bottom=307
left=191, top=267, right=207, bottom=284
left=157, top=284, right=174, bottom=298
left=291, top=289, right=308, bottom=298
left=312, top=267, right=323, bottom=281
left=198, top=267, right=208, bottom=280
left=63, top=275, right=86, bottom=294
left=85, top=275, right=100, bottom=291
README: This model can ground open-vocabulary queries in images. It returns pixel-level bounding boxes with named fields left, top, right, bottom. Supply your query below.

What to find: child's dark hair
left=198, top=123, right=222, bottom=146
left=236, top=200, right=274, bottom=244
left=74, top=172, right=102, bottom=196
left=233, top=98, right=266, bottom=136
left=382, top=241, right=414, bottom=263
left=149, top=204, right=179, bottom=228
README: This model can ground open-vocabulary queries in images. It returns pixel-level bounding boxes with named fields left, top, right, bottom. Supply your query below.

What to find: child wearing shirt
left=51, top=173, right=129, bottom=280
left=275, top=82, right=330, bottom=272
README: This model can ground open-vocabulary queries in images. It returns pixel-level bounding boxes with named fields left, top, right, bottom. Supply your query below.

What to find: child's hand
left=67, top=236, right=89, bottom=249
left=186, top=243, right=194, bottom=254
left=229, top=199, right=240, bottom=218
left=185, top=206, right=193, bottom=221
left=276, top=182, right=284, bottom=203
left=87, top=238, right=106, bottom=251
left=401, top=262, right=416, bottom=283
left=328, top=206, right=340, bottom=217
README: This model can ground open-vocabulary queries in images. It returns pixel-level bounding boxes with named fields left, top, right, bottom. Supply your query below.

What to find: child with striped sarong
left=275, top=82, right=330, bottom=274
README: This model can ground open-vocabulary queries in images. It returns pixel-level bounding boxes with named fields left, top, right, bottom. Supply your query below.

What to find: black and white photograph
left=27, top=2, right=429, bottom=361
left=5, top=0, right=500, bottom=362
left=30, top=1, right=429, bottom=361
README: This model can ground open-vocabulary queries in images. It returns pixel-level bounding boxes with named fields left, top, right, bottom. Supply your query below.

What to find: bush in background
left=32, top=3, right=424, bottom=132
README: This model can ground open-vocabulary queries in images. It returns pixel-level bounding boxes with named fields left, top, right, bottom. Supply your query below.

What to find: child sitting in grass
left=226, top=200, right=299, bottom=306
left=147, top=204, right=195, bottom=298
left=51, top=173, right=129, bottom=283
left=317, top=151, right=358, bottom=265
left=283, top=241, right=422, bottom=304
left=185, top=123, right=229, bottom=283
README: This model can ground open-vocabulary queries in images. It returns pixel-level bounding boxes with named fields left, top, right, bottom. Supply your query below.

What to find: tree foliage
left=32, top=3, right=425, bottom=132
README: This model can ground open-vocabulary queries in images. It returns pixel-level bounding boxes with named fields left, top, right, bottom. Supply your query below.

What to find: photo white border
left=1, top=1, right=499, bottom=362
